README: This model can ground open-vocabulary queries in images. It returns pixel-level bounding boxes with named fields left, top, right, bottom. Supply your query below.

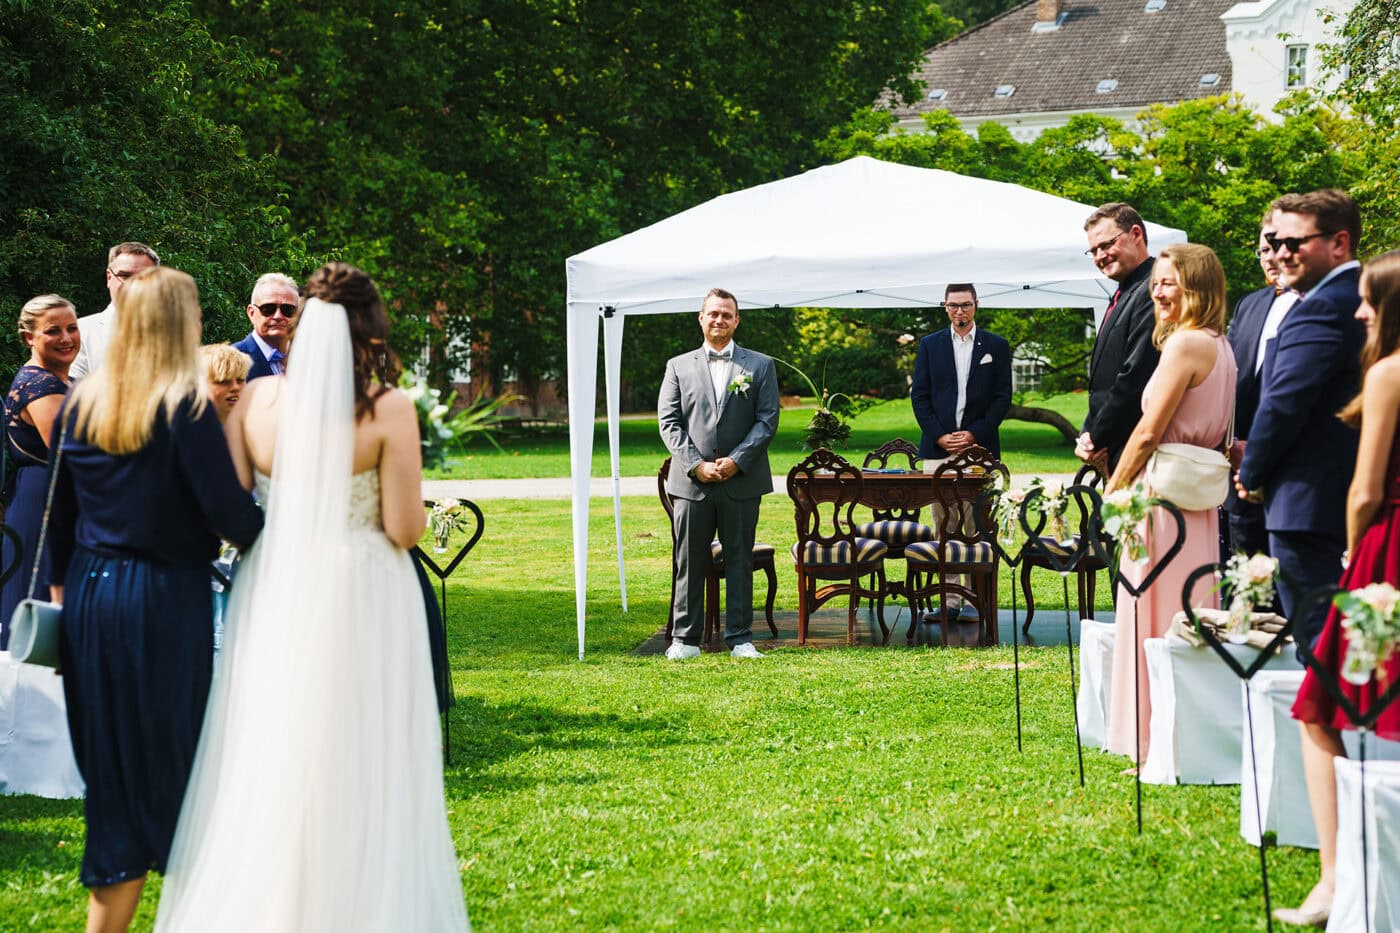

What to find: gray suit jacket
left=658, top=344, right=780, bottom=501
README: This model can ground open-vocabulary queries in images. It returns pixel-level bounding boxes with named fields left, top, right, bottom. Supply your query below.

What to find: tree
left=0, top=0, right=312, bottom=378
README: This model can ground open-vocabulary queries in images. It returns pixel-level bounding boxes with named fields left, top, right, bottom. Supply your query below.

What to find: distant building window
left=1286, top=44, right=1309, bottom=88
left=1096, top=79, right=1118, bottom=94
left=1144, top=0, right=1166, bottom=11
left=1012, top=345, right=1048, bottom=393
left=994, top=84, right=1016, bottom=98
left=927, top=88, right=947, bottom=101
left=1199, top=73, right=1220, bottom=87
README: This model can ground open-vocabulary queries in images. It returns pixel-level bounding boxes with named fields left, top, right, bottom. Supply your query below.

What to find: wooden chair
left=658, top=458, right=778, bottom=646
left=856, top=438, right=935, bottom=619
left=902, top=446, right=1008, bottom=646
left=788, top=448, right=890, bottom=646
left=1019, top=462, right=1111, bottom=634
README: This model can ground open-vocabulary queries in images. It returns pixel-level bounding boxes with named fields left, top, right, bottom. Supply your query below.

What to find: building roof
left=891, top=0, right=1236, bottom=122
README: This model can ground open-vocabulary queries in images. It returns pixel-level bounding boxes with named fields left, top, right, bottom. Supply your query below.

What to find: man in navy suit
left=910, top=283, right=1012, bottom=462
left=1225, top=222, right=1298, bottom=561
left=233, top=273, right=300, bottom=380
left=1076, top=203, right=1160, bottom=473
left=1237, top=189, right=1364, bottom=646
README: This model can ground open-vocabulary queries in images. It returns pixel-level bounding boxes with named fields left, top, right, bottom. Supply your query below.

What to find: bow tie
left=706, top=351, right=731, bottom=363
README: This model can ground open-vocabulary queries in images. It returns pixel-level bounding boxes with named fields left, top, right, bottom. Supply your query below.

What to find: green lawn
left=0, top=495, right=1319, bottom=931
left=431, top=393, right=1089, bottom=480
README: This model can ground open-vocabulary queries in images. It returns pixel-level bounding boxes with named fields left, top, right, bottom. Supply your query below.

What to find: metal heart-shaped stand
left=1106, top=498, right=1186, bottom=835
left=1018, top=485, right=1111, bottom=786
left=1179, top=561, right=1297, bottom=932
left=975, top=487, right=1028, bottom=752
left=1289, top=582, right=1400, bottom=933
left=412, top=498, right=485, bottom=764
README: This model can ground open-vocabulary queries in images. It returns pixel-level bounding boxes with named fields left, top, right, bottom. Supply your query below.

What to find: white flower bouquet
left=429, top=498, right=466, bottom=553
left=1216, top=552, right=1279, bottom=643
left=1335, top=582, right=1400, bottom=686
left=1100, top=483, right=1152, bottom=562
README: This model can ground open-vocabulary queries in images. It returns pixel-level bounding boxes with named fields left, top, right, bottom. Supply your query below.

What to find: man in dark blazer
left=658, top=288, right=780, bottom=660
left=1237, top=189, right=1364, bottom=646
left=909, top=284, right=1012, bottom=462
left=233, top=272, right=300, bottom=380
left=1225, top=224, right=1298, bottom=561
left=1076, top=203, right=1161, bottom=473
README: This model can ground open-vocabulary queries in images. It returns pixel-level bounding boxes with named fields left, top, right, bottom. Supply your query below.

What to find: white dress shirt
left=706, top=343, right=733, bottom=403
left=1254, top=291, right=1300, bottom=375
left=951, top=324, right=976, bottom=427
left=251, top=332, right=285, bottom=374
left=70, top=303, right=115, bottom=380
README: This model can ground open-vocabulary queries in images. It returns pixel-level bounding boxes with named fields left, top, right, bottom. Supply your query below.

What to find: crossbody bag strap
left=26, top=411, right=67, bottom=601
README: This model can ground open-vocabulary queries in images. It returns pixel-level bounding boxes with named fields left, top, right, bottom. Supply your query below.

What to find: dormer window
left=1199, top=73, right=1221, bottom=87
left=927, top=88, right=947, bottom=101
left=1096, top=79, right=1118, bottom=94
left=994, top=84, right=1016, bottom=98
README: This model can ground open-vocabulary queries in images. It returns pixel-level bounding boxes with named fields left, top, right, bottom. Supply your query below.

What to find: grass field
left=428, top=393, right=1089, bottom=480
left=0, top=493, right=1319, bottom=931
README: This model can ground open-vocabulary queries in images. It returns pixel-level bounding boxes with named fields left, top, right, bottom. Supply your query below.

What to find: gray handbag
left=8, top=417, right=66, bottom=670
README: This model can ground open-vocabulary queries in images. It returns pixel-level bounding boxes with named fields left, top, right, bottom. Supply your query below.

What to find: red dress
left=1292, top=432, right=1400, bottom=740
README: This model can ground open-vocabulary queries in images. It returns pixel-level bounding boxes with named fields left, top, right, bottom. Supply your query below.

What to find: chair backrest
left=863, top=438, right=922, bottom=522
left=658, top=457, right=676, bottom=528
left=1073, top=460, right=1106, bottom=489
left=931, top=445, right=1009, bottom=545
left=787, top=447, right=864, bottom=553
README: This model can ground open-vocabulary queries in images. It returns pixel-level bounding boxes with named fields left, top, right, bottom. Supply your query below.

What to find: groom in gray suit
left=659, top=288, right=780, bottom=660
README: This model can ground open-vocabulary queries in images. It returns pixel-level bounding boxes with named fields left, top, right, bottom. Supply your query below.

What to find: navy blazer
left=1238, top=266, right=1363, bottom=535
left=1083, top=258, right=1160, bottom=464
left=909, top=327, right=1012, bottom=460
left=233, top=333, right=278, bottom=381
left=1224, top=285, right=1277, bottom=516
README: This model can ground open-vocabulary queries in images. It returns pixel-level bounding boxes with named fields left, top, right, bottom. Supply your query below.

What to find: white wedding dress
left=155, top=299, right=469, bottom=931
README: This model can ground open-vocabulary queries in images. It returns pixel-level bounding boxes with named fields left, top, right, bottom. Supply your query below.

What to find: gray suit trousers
left=670, top=492, right=760, bottom=648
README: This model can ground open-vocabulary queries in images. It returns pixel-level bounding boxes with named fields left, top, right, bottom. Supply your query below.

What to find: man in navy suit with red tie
left=910, top=283, right=1012, bottom=462
left=1237, top=189, right=1365, bottom=647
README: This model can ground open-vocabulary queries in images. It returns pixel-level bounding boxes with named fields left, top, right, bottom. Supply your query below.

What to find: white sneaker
left=730, top=642, right=764, bottom=659
left=665, top=643, right=701, bottom=661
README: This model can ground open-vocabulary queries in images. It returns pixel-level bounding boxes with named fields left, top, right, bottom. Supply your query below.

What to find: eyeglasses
left=945, top=301, right=976, bottom=312
left=1264, top=231, right=1332, bottom=254
left=108, top=268, right=142, bottom=281
left=255, top=302, right=298, bottom=318
left=1084, top=230, right=1126, bottom=257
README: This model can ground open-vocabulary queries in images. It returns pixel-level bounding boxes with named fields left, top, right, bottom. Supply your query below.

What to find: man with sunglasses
left=1076, top=203, right=1160, bottom=473
left=1236, top=189, right=1364, bottom=647
left=70, top=241, right=160, bottom=379
left=234, top=273, right=300, bottom=380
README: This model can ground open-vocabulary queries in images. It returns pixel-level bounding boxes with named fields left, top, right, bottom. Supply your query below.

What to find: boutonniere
left=728, top=372, right=752, bottom=397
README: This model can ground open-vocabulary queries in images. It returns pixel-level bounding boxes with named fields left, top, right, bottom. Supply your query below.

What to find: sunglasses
left=1263, top=231, right=1332, bottom=254
left=255, top=302, right=298, bottom=318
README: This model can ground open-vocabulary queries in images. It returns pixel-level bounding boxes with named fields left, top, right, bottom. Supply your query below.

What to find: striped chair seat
left=710, top=541, right=776, bottom=564
left=904, top=539, right=995, bottom=566
left=856, top=519, right=935, bottom=548
left=790, top=536, right=888, bottom=568
left=1031, top=535, right=1085, bottom=559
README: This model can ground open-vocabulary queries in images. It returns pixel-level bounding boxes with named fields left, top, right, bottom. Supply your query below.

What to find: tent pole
left=603, top=310, right=628, bottom=612
left=567, top=304, right=601, bottom=659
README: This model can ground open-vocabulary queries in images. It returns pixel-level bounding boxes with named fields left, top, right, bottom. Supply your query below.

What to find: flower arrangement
left=1100, top=482, right=1152, bottom=562
left=1216, top=552, right=1279, bottom=642
left=1026, top=477, right=1072, bottom=545
left=1334, top=582, right=1400, bottom=686
left=771, top=356, right=868, bottom=450
left=400, top=374, right=516, bottom=469
left=988, top=476, right=1027, bottom=546
left=429, top=498, right=467, bottom=553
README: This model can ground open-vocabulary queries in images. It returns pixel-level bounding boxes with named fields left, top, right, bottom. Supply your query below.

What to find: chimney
left=1036, top=0, right=1061, bottom=24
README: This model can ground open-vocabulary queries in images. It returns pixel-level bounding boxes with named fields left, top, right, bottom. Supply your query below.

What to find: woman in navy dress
left=1, top=295, right=80, bottom=647
left=47, top=266, right=264, bottom=932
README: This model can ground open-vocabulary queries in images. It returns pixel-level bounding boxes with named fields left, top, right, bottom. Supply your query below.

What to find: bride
left=155, top=263, right=469, bottom=931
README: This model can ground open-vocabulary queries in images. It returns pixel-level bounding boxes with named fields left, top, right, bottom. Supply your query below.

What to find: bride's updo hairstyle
left=300, top=262, right=402, bottom=419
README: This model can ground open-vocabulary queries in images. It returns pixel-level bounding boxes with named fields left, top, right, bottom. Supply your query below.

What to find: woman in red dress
left=1278, top=249, right=1400, bottom=927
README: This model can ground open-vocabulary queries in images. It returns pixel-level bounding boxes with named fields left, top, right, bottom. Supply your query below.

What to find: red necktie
left=1102, top=288, right=1121, bottom=325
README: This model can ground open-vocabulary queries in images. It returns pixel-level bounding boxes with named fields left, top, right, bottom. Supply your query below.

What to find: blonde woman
left=199, top=344, right=253, bottom=424
left=1, top=295, right=79, bottom=644
left=47, top=267, right=263, bottom=933
left=1104, top=243, right=1238, bottom=767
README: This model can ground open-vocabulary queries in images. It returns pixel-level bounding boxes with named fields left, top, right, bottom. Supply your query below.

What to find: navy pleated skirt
left=59, top=546, right=214, bottom=887
left=1, top=464, right=51, bottom=649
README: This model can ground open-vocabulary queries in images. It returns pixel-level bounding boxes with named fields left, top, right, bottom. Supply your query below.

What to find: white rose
left=1245, top=554, right=1277, bottom=584
left=1360, top=583, right=1400, bottom=618
left=1104, top=489, right=1134, bottom=509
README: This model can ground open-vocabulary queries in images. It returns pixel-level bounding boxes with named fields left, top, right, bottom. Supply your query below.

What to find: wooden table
left=789, top=467, right=999, bottom=643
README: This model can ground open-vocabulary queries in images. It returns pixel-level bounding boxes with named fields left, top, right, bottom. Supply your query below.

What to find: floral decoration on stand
left=771, top=356, right=873, bottom=450
left=1334, top=582, right=1400, bottom=686
left=987, top=473, right=1027, bottom=546
left=429, top=498, right=467, bottom=554
left=1100, top=482, right=1153, bottom=562
left=400, top=374, right=516, bottom=470
left=1023, top=477, right=1072, bottom=546
left=1216, top=552, right=1279, bottom=643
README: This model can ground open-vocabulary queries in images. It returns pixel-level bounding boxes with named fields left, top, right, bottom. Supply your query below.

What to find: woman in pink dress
left=1275, top=249, right=1400, bottom=928
left=1104, top=243, right=1237, bottom=766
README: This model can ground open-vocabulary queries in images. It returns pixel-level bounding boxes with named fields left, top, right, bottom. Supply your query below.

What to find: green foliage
left=0, top=0, right=315, bottom=379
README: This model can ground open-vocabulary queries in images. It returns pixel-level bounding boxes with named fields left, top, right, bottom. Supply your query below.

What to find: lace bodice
left=253, top=469, right=383, bottom=530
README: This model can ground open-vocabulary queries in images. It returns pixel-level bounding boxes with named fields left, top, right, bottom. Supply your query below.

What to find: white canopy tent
left=564, top=155, right=1186, bottom=658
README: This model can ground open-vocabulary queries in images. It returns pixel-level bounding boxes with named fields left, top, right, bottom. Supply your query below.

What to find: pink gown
left=1107, top=332, right=1237, bottom=761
